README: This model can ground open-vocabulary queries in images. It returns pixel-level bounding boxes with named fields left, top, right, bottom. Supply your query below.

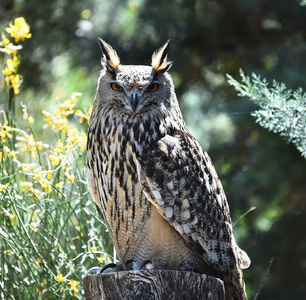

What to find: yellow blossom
left=0, top=123, right=13, bottom=142
left=0, top=183, right=10, bottom=192
left=33, top=168, right=43, bottom=181
left=10, top=150, right=18, bottom=160
left=43, top=111, right=55, bottom=130
left=31, top=223, right=38, bottom=232
left=97, top=256, right=105, bottom=263
left=70, top=280, right=79, bottom=296
left=55, top=182, right=64, bottom=189
left=0, top=34, right=10, bottom=46
left=9, top=214, right=16, bottom=224
left=49, top=154, right=61, bottom=166
left=2, top=43, right=19, bottom=56
left=33, top=189, right=42, bottom=197
left=3, top=146, right=10, bottom=158
left=28, top=116, right=34, bottom=124
left=37, top=258, right=42, bottom=264
left=21, top=181, right=33, bottom=192
left=37, top=283, right=45, bottom=292
left=5, top=74, right=21, bottom=94
left=54, top=139, right=64, bottom=155
left=20, top=163, right=35, bottom=173
left=39, top=178, right=51, bottom=193
left=91, top=247, right=98, bottom=253
left=54, top=274, right=66, bottom=283
left=3, top=56, right=20, bottom=75
left=66, top=173, right=75, bottom=184
left=6, top=17, right=32, bottom=43
left=75, top=109, right=86, bottom=123
left=46, top=170, right=52, bottom=180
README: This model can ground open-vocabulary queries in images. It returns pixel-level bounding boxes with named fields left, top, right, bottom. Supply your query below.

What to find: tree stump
left=83, top=270, right=225, bottom=300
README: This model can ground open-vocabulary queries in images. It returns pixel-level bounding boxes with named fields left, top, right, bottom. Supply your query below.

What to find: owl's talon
left=99, top=263, right=118, bottom=273
left=187, top=262, right=196, bottom=272
left=124, top=259, right=136, bottom=270
left=140, top=260, right=153, bottom=270
left=86, top=266, right=103, bottom=276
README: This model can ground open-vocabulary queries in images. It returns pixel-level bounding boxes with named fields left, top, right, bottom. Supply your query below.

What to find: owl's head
left=95, top=39, right=177, bottom=118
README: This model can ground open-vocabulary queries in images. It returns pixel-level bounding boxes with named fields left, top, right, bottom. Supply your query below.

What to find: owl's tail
left=221, top=239, right=250, bottom=299
left=223, top=267, right=248, bottom=300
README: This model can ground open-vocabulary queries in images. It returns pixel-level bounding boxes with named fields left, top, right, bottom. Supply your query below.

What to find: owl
left=86, top=39, right=251, bottom=300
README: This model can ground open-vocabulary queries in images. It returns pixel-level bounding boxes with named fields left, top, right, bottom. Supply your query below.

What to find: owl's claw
left=124, top=259, right=136, bottom=270
left=86, top=266, right=103, bottom=276
left=140, top=260, right=153, bottom=270
left=187, top=262, right=196, bottom=272
left=99, top=263, right=118, bottom=273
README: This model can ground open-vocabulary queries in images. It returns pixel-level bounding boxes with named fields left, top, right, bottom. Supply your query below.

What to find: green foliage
left=1, top=20, right=113, bottom=298
left=0, top=96, right=113, bottom=299
left=227, top=70, right=306, bottom=158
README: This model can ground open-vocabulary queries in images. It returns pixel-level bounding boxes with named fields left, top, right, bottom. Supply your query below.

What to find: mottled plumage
left=87, top=39, right=250, bottom=300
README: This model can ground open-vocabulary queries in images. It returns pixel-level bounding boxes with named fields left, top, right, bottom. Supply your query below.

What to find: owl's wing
left=136, top=129, right=250, bottom=271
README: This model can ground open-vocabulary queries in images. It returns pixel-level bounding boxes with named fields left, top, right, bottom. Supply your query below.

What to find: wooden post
left=83, top=270, right=225, bottom=300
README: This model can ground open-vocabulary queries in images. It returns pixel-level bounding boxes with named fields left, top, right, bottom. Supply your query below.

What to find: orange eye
left=110, top=82, right=123, bottom=91
left=146, top=82, right=159, bottom=92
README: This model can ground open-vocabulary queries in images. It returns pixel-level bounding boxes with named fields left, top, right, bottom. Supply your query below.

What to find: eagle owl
left=87, top=39, right=251, bottom=300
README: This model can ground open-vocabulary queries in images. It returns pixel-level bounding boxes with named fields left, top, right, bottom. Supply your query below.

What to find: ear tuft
left=151, top=40, right=172, bottom=73
left=98, top=38, right=120, bottom=73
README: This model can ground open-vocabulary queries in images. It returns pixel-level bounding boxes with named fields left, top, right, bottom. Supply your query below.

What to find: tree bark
left=83, top=270, right=225, bottom=300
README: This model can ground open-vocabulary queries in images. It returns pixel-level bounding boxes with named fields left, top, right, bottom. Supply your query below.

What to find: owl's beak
left=130, top=88, right=139, bottom=112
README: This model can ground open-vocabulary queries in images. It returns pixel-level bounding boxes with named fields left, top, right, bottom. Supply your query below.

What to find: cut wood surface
left=83, top=269, right=225, bottom=300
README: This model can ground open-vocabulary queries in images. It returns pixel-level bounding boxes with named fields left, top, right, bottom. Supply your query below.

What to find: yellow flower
left=20, top=163, right=35, bottom=173
left=76, top=109, right=86, bottom=123
left=40, top=178, right=51, bottom=193
left=91, top=247, right=98, bottom=253
left=3, top=146, right=10, bottom=158
left=33, top=189, right=42, bottom=197
left=55, top=182, right=64, bottom=189
left=0, top=34, right=10, bottom=46
left=33, top=168, right=43, bottom=181
left=31, top=223, right=38, bottom=232
left=49, top=154, right=61, bottom=166
left=37, top=258, right=42, bottom=264
left=66, top=173, right=75, bottom=184
left=70, top=280, right=79, bottom=296
left=5, top=74, right=21, bottom=94
left=54, top=274, right=66, bottom=283
left=46, top=170, right=52, bottom=180
left=37, top=141, right=43, bottom=150
left=37, top=283, right=45, bottom=292
left=21, top=181, right=33, bottom=192
left=2, top=43, right=19, bottom=56
left=6, top=17, right=32, bottom=43
left=0, top=123, right=13, bottom=142
left=10, top=150, right=18, bottom=160
left=54, top=139, right=64, bottom=155
left=97, top=256, right=105, bottom=263
left=28, top=116, right=34, bottom=124
left=43, top=111, right=55, bottom=130
left=9, top=214, right=16, bottom=224
left=3, top=56, right=20, bottom=75
left=0, top=183, right=10, bottom=192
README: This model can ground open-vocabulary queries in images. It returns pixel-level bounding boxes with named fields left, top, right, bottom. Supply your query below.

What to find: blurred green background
left=1, top=0, right=306, bottom=299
